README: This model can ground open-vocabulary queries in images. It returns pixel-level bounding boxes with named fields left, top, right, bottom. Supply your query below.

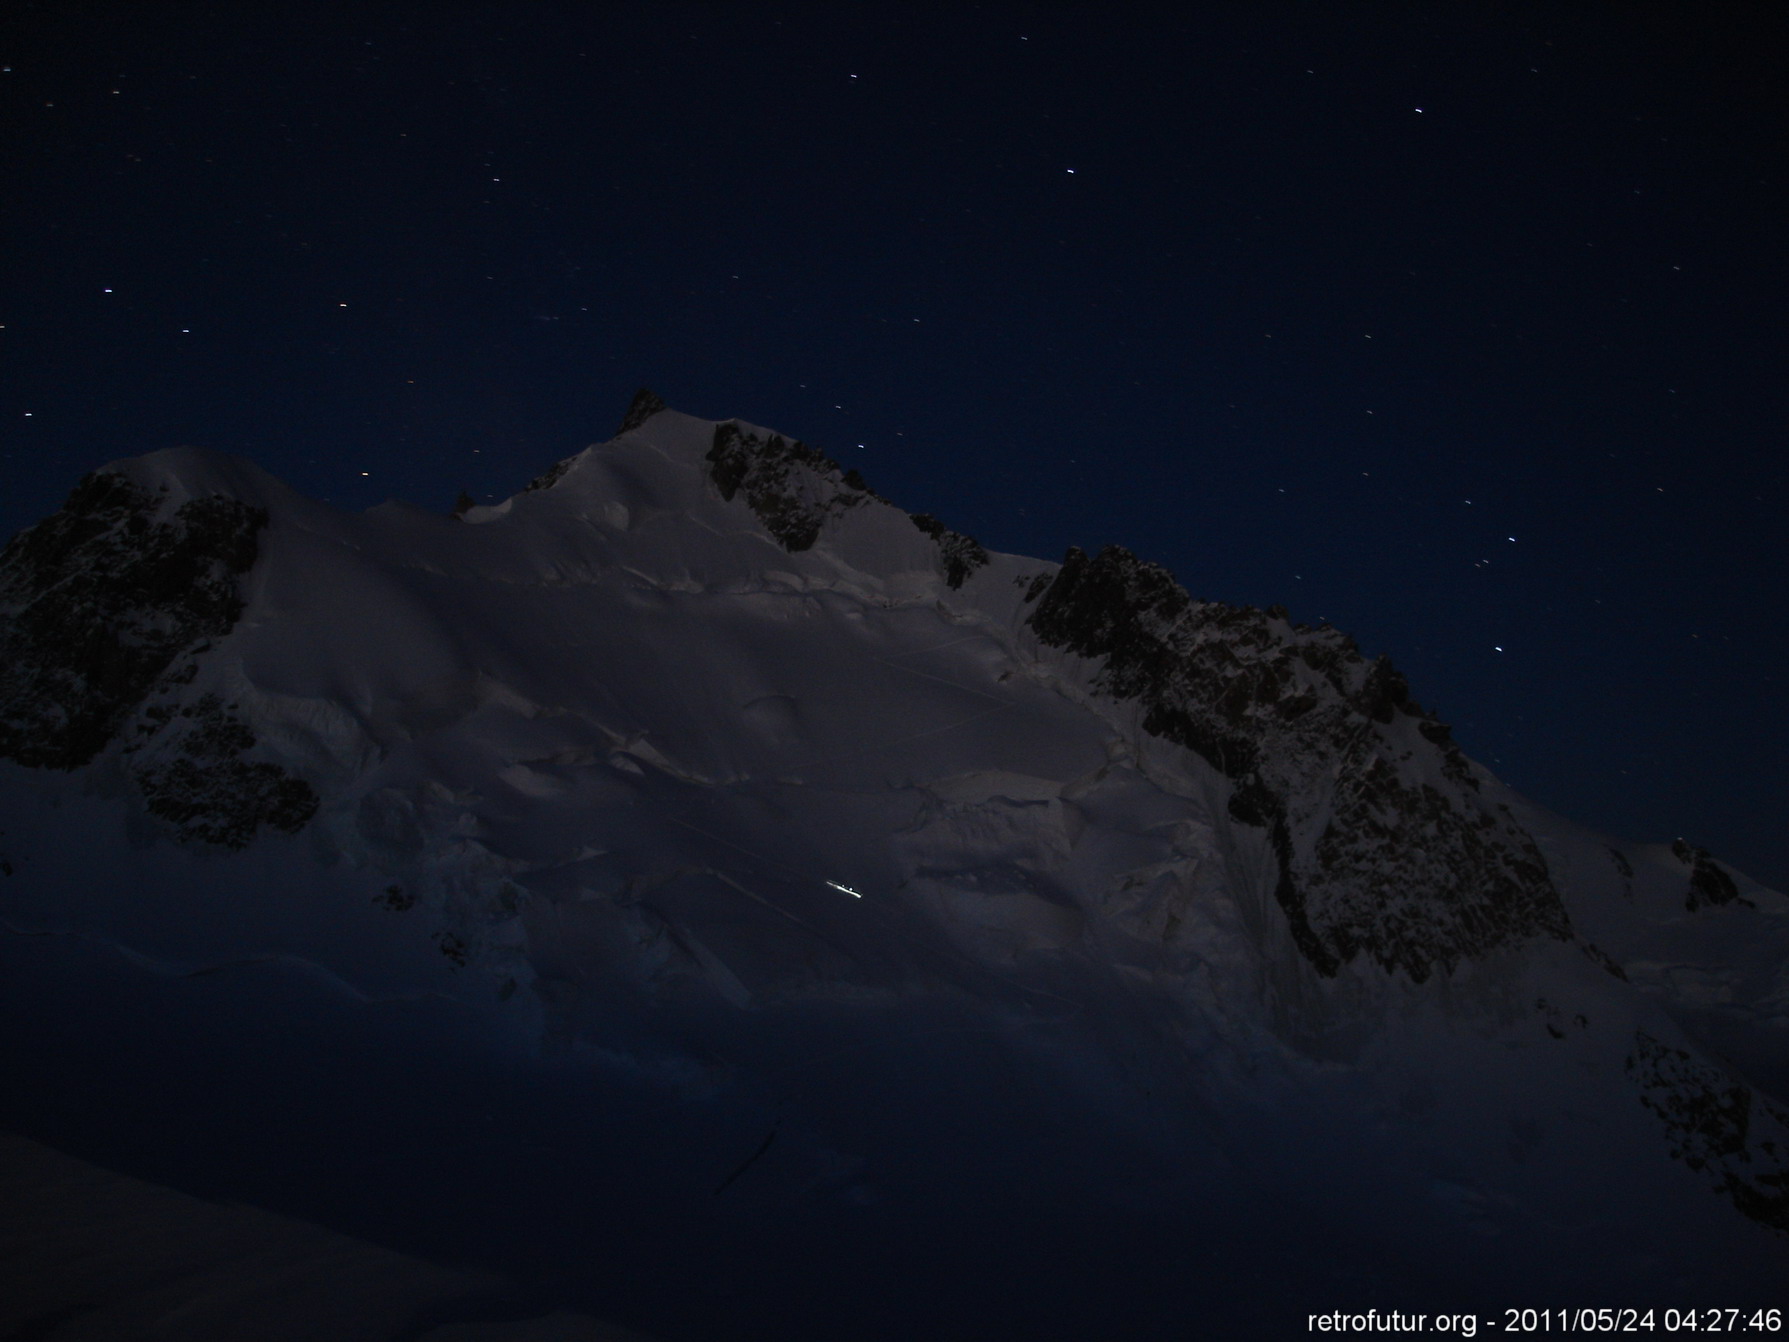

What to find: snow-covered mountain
left=2, top=390, right=1784, bottom=1339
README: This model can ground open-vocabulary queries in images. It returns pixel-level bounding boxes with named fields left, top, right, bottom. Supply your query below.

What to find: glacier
left=1, top=390, right=1784, bottom=1339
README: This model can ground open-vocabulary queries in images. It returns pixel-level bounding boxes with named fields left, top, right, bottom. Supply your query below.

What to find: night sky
left=4, top=3, right=1785, bottom=887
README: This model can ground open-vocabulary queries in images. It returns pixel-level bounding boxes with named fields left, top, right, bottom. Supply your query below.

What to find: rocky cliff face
left=1628, top=1030, right=1789, bottom=1231
left=906, top=512, right=989, bottom=589
left=704, top=422, right=873, bottom=552
left=0, top=470, right=316, bottom=847
left=616, top=386, right=668, bottom=435
left=1026, top=543, right=1573, bottom=981
left=0, top=472, right=263, bottom=770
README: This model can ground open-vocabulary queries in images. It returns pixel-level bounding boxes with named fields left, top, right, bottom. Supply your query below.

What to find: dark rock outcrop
left=0, top=473, right=265, bottom=770
left=705, top=423, right=873, bottom=552
left=523, top=456, right=578, bottom=494
left=133, top=693, right=318, bottom=849
left=1028, top=543, right=1571, bottom=981
left=1628, top=1030, right=1789, bottom=1231
left=617, top=387, right=668, bottom=435
left=0, top=470, right=317, bottom=848
left=908, top=513, right=990, bottom=589
left=1673, top=838, right=1742, bottom=911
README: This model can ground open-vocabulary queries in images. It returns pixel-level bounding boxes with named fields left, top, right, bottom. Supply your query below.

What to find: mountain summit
left=2, top=395, right=1784, bottom=1337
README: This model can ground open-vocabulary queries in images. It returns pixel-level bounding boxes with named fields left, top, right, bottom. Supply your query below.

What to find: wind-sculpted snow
left=1026, top=543, right=1572, bottom=981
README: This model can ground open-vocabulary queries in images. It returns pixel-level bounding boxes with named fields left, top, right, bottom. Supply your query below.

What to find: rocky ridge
left=695, top=415, right=991, bottom=592
left=1026, top=543, right=1573, bottom=981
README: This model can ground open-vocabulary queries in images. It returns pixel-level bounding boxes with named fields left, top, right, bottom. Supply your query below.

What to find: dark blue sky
left=4, top=3, right=1785, bottom=886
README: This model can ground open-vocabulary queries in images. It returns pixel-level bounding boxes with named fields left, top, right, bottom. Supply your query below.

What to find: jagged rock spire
left=618, top=387, right=668, bottom=435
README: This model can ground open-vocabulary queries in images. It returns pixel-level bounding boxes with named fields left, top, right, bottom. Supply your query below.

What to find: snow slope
left=1, top=390, right=1783, bottom=1339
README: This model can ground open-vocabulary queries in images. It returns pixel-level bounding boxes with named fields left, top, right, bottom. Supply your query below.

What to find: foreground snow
left=0, top=1129, right=653, bottom=1340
